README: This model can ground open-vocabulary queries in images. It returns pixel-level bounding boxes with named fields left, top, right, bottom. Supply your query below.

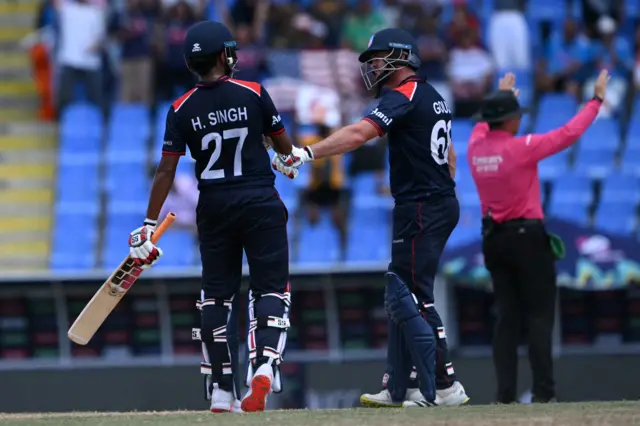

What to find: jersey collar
left=196, top=75, right=230, bottom=87
left=396, top=75, right=424, bottom=87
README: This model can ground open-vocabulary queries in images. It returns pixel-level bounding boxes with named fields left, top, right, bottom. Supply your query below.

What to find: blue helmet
left=358, top=28, right=421, bottom=91
left=183, top=21, right=238, bottom=76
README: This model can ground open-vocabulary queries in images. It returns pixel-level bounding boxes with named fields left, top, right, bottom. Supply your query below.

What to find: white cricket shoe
left=360, top=388, right=422, bottom=408
left=241, top=363, right=273, bottom=412
left=210, top=384, right=238, bottom=413
left=435, top=381, right=470, bottom=406
left=402, top=399, right=437, bottom=408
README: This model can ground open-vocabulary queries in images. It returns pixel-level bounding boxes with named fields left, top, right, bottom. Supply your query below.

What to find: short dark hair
left=186, top=53, right=219, bottom=77
left=488, top=122, right=505, bottom=130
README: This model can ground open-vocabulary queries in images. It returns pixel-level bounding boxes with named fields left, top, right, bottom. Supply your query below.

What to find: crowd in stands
left=28, top=0, right=640, bottom=268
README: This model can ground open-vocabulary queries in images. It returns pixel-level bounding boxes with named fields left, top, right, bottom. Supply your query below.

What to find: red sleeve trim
left=228, top=79, right=262, bottom=96
left=162, top=151, right=185, bottom=156
left=171, top=88, right=198, bottom=112
left=362, top=117, right=385, bottom=137
left=265, top=128, right=286, bottom=137
left=394, top=81, right=417, bottom=101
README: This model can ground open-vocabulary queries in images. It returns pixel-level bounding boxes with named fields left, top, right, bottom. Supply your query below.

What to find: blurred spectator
left=308, top=0, right=347, bottom=48
left=487, top=0, right=531, bottom=70
left=233, top=24, right=268, bottom=81
left=115, top=0, right=160, bottom=105
left=296, top=85, right=347, bottom=258
left=156, top=0, right=202, bottom=101
left=380, top=0, right=401, bottom=27
left=581, top=0, right=624, bottom=38
left=417, top=14, right=447, bottom=82
left=582, top=16, right=633, bottom=117
left=54, top=0, right=107, bottom=116
left=341, top=0, right=386, bottom=52
left=292, top=13, right=328, bottom=49
left=448, top=28, right=494, bottom=118
left=304, top=125, right=348, bottom=260
left=29, top=0, right=56, bottom=120
left=535, top=19, right=592, bottom=98
left=447, top=0, right=480, bottom=47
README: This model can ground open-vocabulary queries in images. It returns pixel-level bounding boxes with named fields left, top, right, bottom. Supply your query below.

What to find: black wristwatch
left=592, top=96, right=604, bottom=103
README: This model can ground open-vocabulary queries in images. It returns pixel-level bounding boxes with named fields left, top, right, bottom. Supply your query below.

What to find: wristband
left=592, top=96, right=603, bottom=103
left=144, top=218, right=158, bottom=230
left=304, top=146, right=315, bottom=161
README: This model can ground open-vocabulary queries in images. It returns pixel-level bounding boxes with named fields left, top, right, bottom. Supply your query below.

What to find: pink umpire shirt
left=467, top=99, right=602, bottom=223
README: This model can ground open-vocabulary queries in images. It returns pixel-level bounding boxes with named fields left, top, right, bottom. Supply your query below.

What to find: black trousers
left=482, top=220, right=557, bottom=403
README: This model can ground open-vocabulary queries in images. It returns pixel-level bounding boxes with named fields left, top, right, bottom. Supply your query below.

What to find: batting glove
left=281, top=145, right=314, bottom=168
left=128, top=220, right=163, bottom=269
left=271, top=153, right=299, bottom=179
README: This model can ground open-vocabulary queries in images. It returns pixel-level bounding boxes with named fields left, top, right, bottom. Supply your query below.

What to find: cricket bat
left=67, top=212, right=177, bottom=345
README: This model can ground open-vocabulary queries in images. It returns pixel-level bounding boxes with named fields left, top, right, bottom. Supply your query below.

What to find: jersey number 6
left=430, top=119, right=452, bottom=166
left=201, top=127, right=248, bottom=180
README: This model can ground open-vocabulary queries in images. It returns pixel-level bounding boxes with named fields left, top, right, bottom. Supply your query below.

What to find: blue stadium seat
left=51, top=209, right=99, bottom=270
left=578, top=119, right=620, bottom=152
left=594, top=203, right=637, bottom=235
left=447, top=207, right=481, bottom=248
left=351, top=172, right=390, bottom=209
left=455, top=170, right=480, bottom=207
left=60, top=103, right=103, bottom=140
left=101, top=203, right=147, bottom=268
left=56, top=159, right=100, bottom=204
left=104, top=157, right=150, bottom=198
left=453, top=119, right=473, bottom=144
left=152, top=230, right=197, bottom=269
left=621, top=147, right=640, bottom=176
left=550, top=175, right=593, bottom=206
left=573, top=149, right=615, bottom=178
left=536, top=94, right=577, bottom=129
left=526, top=0, right=566, bottom=21
left=547, top=202, right=590, bottom=225
left=626, top=131, right=640, bottom=149
left=600, top=175, right=640, bottom=205
left=59, top=135, right=101, bottom=154
left=296, top=214, right=341, bottom=263
left=538, top=150, right=569, bottom=180
left=346, top=221, right=390, bottom=263
left=274, top=171, right=299, bottom=211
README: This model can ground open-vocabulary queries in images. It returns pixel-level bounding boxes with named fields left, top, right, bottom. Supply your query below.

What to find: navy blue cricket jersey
left=162, top=76, right=285, bottom=189
left=362, top=75, right=456, bottom=204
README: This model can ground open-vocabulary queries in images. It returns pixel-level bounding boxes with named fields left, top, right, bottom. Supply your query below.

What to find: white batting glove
left=271, top=153, right=299, bottom=179
left=288, top=145, right=314, bottom=167
left=128, top=220, right=163, bottom=269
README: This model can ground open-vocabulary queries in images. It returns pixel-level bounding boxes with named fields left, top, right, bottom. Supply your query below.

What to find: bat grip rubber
left=151, top=212, right=176, bottom=243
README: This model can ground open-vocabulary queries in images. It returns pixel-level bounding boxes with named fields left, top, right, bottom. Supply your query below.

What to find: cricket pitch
left=0, top=401, right=639, bottom=426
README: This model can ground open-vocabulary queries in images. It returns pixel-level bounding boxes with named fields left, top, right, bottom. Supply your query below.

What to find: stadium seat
left=621, top=147, right=640, bottom=176
left=447, top=207, right=481, bottom=248
left=104, top=157, right=150, bottom=199
left=550, top=174, right=593, bottom=206
left=51, top=209, right=99, bottom=270
left=56, top=160, right=100, bottom=204
left=600, top=175, right=640, bottom=205
left=296, top=214, right=341, bottom=264
left=60, top=103, right=103, bottom=140
left=455, top=170, right=480, bottom=207
left=152, top=230, right=197, bottom=269
left=346, top=217, right=390, bottom=263
left=573, top=149, right=615, bottom=178
left=578, top=119, right=621, bottom=152
left=526, top=0, right=566, bottom=21
left=536, top=94, right=577, bottom=130
left=538, top=150, right=569, bottom=180
left=547, top=202, right=590, bottom=225
left=594, top=203, right=637, bottom=235
left=351, top=172, right=390, bottom=209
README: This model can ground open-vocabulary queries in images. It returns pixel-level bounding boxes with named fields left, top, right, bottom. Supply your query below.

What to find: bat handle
left=151, top=212, right=176, bottom=243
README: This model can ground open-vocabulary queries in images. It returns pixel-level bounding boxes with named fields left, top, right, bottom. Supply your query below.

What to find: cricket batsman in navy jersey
left=274, top=28, right=469, bottom=408
left=126, top=21, right=298, bottom=414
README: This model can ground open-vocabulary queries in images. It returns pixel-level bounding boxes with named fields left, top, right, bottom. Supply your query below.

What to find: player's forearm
left=146, top=169, right=175, bottom=222
left=448, top=142, right=457, bottom=179
left=310, top=123, right=368, bottom=160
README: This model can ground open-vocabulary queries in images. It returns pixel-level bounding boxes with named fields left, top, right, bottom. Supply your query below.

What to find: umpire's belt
left=482, top=217, right=543, bottom=237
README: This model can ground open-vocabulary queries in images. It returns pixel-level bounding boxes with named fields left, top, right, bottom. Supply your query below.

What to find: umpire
left=467, top=71, right=608, bottom=403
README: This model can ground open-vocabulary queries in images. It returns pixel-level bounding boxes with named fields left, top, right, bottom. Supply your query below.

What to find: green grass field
left=1, top=402, right=639, bottom=426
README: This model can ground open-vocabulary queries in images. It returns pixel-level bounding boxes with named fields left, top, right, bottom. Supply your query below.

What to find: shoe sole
left=241, top=374, right=271, bottom=412
left=437, top=396, right=470, bottom=406
left=210, top=408, right=232, bottom=413
left=360, top=396, right=402, bottom=408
